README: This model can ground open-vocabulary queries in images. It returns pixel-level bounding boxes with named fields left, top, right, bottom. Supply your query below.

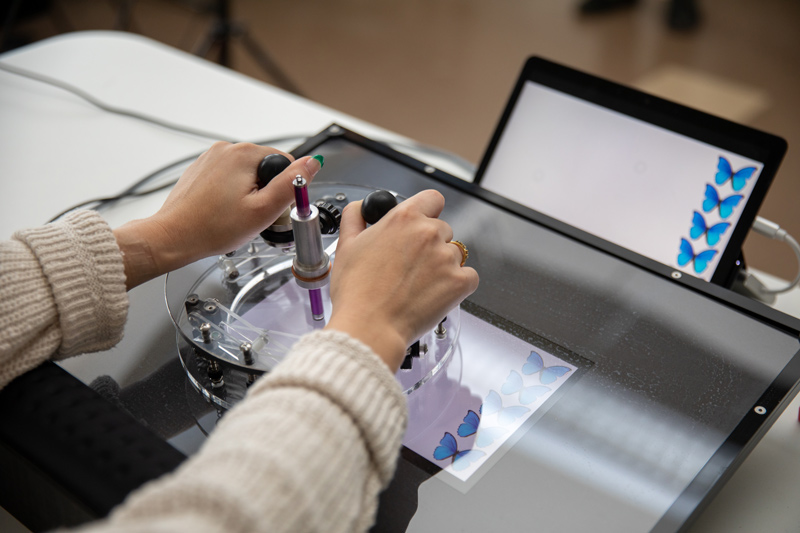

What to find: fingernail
left=305, top=154, right=324, bottom=176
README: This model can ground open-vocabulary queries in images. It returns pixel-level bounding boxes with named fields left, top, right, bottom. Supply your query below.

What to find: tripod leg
left=239, top=32, right=304, bottom=97
left=111, top=0, right=135, bottom=31
left=194, top=25, right=223, bottom=63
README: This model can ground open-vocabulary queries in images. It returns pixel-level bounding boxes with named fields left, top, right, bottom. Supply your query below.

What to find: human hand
left=325, top=190, right=479, bottom=372
left=114, top=142, right=322, bottom=290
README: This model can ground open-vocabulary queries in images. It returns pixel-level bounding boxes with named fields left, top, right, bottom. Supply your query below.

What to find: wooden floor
left=7, top=0, right=800, bottom=279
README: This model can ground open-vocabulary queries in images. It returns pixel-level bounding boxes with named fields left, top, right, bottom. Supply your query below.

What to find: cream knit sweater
left=0, top=211, right=407, bottom=533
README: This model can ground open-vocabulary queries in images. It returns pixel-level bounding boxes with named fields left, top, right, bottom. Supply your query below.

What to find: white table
left=1, top=31, right=798, bottom=532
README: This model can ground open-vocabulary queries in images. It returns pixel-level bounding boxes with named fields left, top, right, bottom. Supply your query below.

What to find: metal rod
left=292, top=175, right=325, bottom=321
left=293, top=176, right=310, bottom=217
left=310, top=289, right=324, bottom=321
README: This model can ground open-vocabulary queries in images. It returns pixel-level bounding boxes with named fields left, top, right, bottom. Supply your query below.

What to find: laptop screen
left=474, top=57, right=786, bottom=286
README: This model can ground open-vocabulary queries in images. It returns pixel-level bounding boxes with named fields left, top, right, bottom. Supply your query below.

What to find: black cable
left=46, top=134, right=310, bottom=223
left=0, top=59, right=476, bottom=220
left=107, top=134, right=307, bottom=199
left=0, top=61, right=313, bottom=222
left=0, top=60, right=242, bottom=142
left=0, top=59, right=477, bottom=175
left=45, top=132, right=481, bottom=223
left=47, top=180, right=178, bottom=224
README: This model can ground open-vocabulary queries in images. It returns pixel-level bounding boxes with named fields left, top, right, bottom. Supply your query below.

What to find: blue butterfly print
left=433, top=432, right=486, bottom=471
left=482, top=390, right=530, bottom=426
left=702, top=184, right=743, bottom=219
left=715, top=156, right=756, bottom=192
left=690, top=211, right=730, bottom=246
left=457, top=409, right=508, bottom=448
left=522, top=351, right=571, bottom=385
left=677, top=238, right=717, bottom=274
left=501, top=370, right=551, bottom=404
left=457, top=410, right=481, bottom=438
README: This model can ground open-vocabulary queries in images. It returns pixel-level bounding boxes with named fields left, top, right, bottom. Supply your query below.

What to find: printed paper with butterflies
left=401, top=304, right=586, bottom=483
left=676, top=156, right=758, bottom=277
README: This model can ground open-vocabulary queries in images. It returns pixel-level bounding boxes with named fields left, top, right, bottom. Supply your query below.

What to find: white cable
left=750, top=216, right=800, bottom=294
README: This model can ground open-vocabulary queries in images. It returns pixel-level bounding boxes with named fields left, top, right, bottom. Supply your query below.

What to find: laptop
left=472, top=57, right=787, bottom=287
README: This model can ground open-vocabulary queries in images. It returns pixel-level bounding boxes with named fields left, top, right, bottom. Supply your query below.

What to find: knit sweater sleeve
left=79, top=329, right=409, bottom=533
left=0, top=210, right=128, bottom=389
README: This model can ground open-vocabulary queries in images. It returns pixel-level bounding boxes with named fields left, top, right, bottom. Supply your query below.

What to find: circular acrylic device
left=166, top=183, right=460, bottom=410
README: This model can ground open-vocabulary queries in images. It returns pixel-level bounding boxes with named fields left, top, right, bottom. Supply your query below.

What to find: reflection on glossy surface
left=308, top=138, right=800, bottom=533
left=59, top=136, right=800, bottom=533
left=165, top=183, right=461, bottom=409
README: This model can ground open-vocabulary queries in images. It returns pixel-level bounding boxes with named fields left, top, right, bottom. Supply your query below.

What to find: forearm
left=113, top=218, right=187, bottom=291
left=0, top=211, right=128, bottom=389
left=80, top=330, right=407, bottom=533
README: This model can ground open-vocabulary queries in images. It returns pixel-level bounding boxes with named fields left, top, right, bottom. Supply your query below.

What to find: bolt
left=434, top=320, right=447, bottom=339
left=241, top=342, right=254, bottom=365
left=221, top=259, right=239, bottom=280
left=208, top=360, right=224, bottom=388
left=200, top=322, right=212, bottom=343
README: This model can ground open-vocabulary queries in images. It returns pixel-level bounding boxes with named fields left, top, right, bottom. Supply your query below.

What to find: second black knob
left=361, top=190, right=398, bottom=225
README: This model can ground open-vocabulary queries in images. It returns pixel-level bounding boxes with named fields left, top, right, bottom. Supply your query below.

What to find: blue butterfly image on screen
left=715, top=156, right=756, bottom=192
left=690, top=211, right=731, bottom=246
left=522, top=350, right=571, bottom=385
left=482, top=390, right=530, bottom=426
left=457, top=409, right=509, bottom=448
left=501, top=370, right=551, bottom=405
left=702, top=184, right=743, bottom=219
left=433, top=432, right=486, bottom=471
left=458, top=410, right=481, bottom=438
left=677, top=238, right=718, bottom=274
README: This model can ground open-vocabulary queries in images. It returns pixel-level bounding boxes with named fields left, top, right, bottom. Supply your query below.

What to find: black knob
left=257, top=154, right=294, bottom=245
left=316, top=201, right=342, bottom=234
left=361, top=190, right=398, bottom=225
left=257, top=154, right=291, bottom=189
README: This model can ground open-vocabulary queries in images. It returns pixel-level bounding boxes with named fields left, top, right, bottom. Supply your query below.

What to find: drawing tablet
left=287, top=126, right=800, bottom=532
left=473, top=57, right=787, bottom=286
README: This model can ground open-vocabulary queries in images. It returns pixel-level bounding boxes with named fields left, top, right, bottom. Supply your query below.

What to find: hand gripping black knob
left=361, top=190, right=398, bottom=225
left=257, top=154, right=294, bottom=245
left=257, top=153, right=291, bottom=188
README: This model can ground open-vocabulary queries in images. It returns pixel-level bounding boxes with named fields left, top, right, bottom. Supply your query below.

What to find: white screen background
left=480, top=82, right=763, bottom=281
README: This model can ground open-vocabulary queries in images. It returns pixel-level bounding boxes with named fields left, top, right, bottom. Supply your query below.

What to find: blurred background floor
left=2, top=0, right=799, bottom=279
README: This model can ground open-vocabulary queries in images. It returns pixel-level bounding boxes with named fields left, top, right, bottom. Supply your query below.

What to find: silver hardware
left=241, top=342, right=254, bottom=365
left=200, top=322, right=212, bottom=343
left=434, top=320, right=447, bottom=339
